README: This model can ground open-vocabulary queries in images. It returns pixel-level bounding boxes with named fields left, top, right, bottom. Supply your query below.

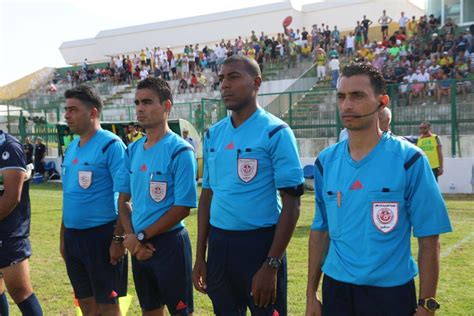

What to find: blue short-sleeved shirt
left=115, top=132, right=197, bottom=233
left=62, top=129, right=126, bottom=229
left=311, top=132, right=452, bottom=287
left=203, top=107, right=304, bottom=230
left=0, top=131, right=30, bottom=239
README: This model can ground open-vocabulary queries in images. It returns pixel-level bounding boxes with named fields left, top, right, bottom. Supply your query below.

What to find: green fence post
left=450, top=81, right=457, bottom=157
left=289, top=92, right=293, bottom=127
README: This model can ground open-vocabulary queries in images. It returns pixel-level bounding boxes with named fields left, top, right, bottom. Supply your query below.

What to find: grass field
left=6, top=183, right=474, bottom=315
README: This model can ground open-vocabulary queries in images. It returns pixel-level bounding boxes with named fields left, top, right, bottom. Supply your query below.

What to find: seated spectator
left=437, top=73, right=453, bottom=103
left=427, top=75, right=438, bottom=99
left=178, top=76, right=188, bottom=94
left=196, top=73, right=208, bottom=92
left=190, top=73, right=199, bottom=93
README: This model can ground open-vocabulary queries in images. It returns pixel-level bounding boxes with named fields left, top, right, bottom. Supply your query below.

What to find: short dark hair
left=137, top=77, right=173, bottom=104
left=420, top=121, right=431, bottom=127
left=341, top=63, right=387, bottom=95
left=222, top=55, right=261, bottom=78
left=64, top=85, right=103, bottom=112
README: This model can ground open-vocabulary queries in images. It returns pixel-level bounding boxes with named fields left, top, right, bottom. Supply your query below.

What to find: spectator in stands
left=178, top=75, right=188, bottom=94
left=162, top=60, right=170, bottom=81
left=332, top=25, right=340, bottom=45
left=378, top=9, right=393, bottom=38
left=190, top=73, right=199, bottom=93
left=437, top=72, right=453, bottom=103
left=346, top=32, right=355, bottom=60
left=315, top=46, right=327, bottom=82
left=181, top=129, right=196, bottom=150
left=398, top=12, right=409, bottom=32
left=140, top=67, right=149, bottom=81
left=442, top=17, right=457, bottom=35
left=197, top=72, right=207, bottom=92
left=354, top=21, right=365, bottom=50
left=328, top=56, right=340, bottom=88
left=407, top=16, right=417, bottom=38
left=361, top=15, right=372, bottom=44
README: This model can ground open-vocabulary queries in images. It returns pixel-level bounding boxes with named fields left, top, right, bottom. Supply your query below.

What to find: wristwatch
left=418, top=297, right=440, bottom=312
left=266, top=257, right=282, bottom=269
left=136, top=231, right=147, bottom=243
left=112, top=235, right=124, bottom=243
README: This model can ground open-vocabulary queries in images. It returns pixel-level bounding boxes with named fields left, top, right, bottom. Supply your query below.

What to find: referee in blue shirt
left=116, top=78, right=197, bottom=315
left=306, top=63, right=452, bottom=316
left=61, top=86, right=127, bottom=315
left=192, top=56, right=304, bottom=315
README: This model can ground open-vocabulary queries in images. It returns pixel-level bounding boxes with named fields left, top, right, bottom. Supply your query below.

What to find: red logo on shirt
left=273, top=310, right=280, bottom=316
left=109, top=290, right=118, bottom=298
left=140, top=164, right=147, bottom=171
left=73, top=157, right=78, bottom=165
left=176, top=300, right=187, bottom=310
left=226, top=142, right=235, bottom=150
left=350, top=180, right=363, bottom=190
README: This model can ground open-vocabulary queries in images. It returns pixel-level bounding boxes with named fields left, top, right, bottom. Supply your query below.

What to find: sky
left=0, top=0, right=311, bottom=87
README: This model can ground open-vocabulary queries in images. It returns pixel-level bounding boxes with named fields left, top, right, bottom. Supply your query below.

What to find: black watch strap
left=112, top=235, right=124, bottom=243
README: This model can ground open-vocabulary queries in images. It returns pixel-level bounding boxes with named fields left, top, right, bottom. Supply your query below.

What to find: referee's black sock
left=0, top=292, right=8, bottom=316
left=17, top=293, right=42, bottom=316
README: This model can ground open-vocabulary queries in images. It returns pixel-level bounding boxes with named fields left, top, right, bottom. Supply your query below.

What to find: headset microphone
left=349, top=104, right=382, bottom=118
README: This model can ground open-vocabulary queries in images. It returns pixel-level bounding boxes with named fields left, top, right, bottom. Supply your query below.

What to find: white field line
left=441, top=232, right=474, bottom=258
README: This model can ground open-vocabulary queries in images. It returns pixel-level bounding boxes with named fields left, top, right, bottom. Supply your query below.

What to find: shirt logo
left=73, top=157, right=78, bottom=165
left=372, top=202, right=399, bottom=233
left=1, top=151, right=9, bottom=160
left=78, top=171, right=92, bottom=189
left=350, top=180, right=363, bottom=190
left=237, top=158, right=258, bottom=183
left=176, top=300, right=187, bottom=310
left=150, top=181, right=167, bottom=202
left=140, top=164, right=148, bottom=171
left=226, top=142, right=235, bottom=150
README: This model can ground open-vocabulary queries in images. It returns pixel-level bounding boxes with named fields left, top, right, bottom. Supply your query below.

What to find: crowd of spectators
left=56, top=11, right=473, bottom=103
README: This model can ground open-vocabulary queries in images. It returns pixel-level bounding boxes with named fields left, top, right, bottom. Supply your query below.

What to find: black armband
left=279, top=183, right=304, bottom=196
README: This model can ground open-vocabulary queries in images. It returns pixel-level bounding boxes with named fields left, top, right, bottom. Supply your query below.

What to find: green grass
left=6, top=184, right=474, bottom=315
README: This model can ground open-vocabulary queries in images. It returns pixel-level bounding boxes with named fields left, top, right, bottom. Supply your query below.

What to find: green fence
left=2, top=78, right=473, bottom=157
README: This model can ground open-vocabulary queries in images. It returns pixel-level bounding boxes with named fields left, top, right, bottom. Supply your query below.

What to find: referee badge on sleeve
left=78, top=171, right=92, bottom=189
left=237, top=158, right=258, bottom=183
left=372, top=202, right=399, bottom=233
left=150, top=181, right=167, bottom=202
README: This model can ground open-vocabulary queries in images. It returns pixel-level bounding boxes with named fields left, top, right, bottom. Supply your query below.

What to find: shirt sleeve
left=171, top=147, right=197, bottom=208
left=405, top=152, right=452, bottom=237
left=106, top=139, right=126, bottom=191
left=202, top=133, right=211, bottom=189
left=268, top=125, right=304, bottom=188
left=114, top=146, right=132, bottom=194
left=311, top=157, right=328, bottom=231
left=0, top=140, right=26, bottom=172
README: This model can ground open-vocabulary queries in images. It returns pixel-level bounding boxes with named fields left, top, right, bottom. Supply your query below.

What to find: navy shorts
left=322, top=274, right=417, bottom=316
left=64, top=221, right=128, bottom=305
left=132, top=227, right=193, bottom=314
left=207, top=226, right=287, bottom=316
left=0, top=237, right=31, bottom=269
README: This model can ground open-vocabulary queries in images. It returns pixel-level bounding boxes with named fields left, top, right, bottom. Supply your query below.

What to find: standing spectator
left=354, top=21, right=365, bottom=50
left=33, top=137, right=46, bottom=177
left=442, top=17, right=457, bottom=35
left=311, top=24, right=320, bottom=51
left=162, top=60, right=170, bottom=81
left=0, top=131, right=43, bottom=315
left=306, top=63, right=451, bottom=316
left=61, top=85, right=128, bottom=315
left=346, top=32, right=355, bottom=60
left=315, top=46, right=327, bottom=82
left=192, top=55, right=304, bottom=316
left=23, top=137, right=34, bottom=165
left=328, top=56, right=340, bottom=88
left=417, top=121, right=444, bottom=181
left=361, top=15, right=373, bottom=44
left=301, top=27, right=309, bottom=46
left=378, top=9, right=393, bottom=38
left=117, top=78, right=197, bottom=316
left=398, top=11, right=409, bottom=32
left=407, top=16, right=418, bottom=38
left=62, top=127, right=74, bottom=154
left=332, top=25, right=340, bottom=45
left=178, top=76, right=188, bottom=94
